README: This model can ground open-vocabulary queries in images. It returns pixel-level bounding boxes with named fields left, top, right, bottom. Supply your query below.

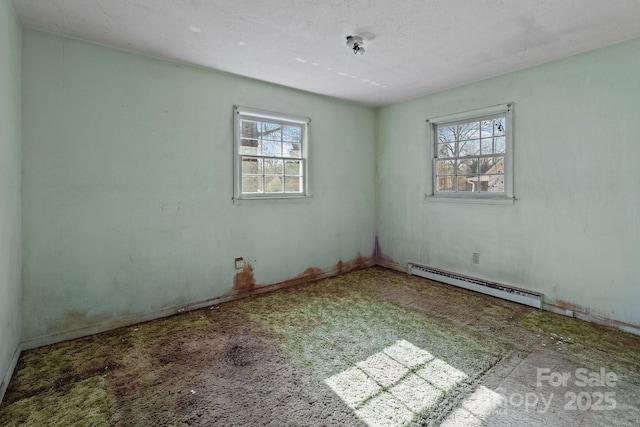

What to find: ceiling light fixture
left=346, top=35, right=365, bottom=55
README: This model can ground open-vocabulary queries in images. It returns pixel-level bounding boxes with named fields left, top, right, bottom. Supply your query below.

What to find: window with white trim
left=430, top=104, right=513, bottom=200
left=234, top=106, right=309, bottom=199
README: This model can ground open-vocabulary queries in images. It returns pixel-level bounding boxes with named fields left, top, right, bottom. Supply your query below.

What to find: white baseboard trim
left=0, top=344, right=21, bottom=404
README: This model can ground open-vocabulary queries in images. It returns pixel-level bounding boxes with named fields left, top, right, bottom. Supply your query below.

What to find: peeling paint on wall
left=227, top=254, right=376, bottom=299
left=300, top=267, right=325, bottom=280
left=232, top=263, right=256, bottom=294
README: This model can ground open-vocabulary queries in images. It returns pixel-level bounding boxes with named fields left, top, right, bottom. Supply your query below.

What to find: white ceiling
left=11, top=0, right=640, bottom=106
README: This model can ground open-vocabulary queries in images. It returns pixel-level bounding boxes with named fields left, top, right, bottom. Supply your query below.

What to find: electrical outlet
left=235, top=257, right=245, bottom=270
left=472, top=252, right=480, bottom=264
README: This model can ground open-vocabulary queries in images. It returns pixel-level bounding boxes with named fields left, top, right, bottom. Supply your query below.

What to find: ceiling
left=11, top=0, right=640, bottom=106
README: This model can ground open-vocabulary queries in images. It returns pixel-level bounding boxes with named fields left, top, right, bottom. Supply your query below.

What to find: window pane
left=240, top=120, right=260, bottom=138
left=264, top=159, right=283, bottom=175
left=284, top=176, right=302, bottom=193
left=261, top=122, right=282, bottom=140
left=239, top=138, right=259, bottom=155
left=438, top=143, right=454, bottom=158
left=282, top=126, right=301, bottom=142
left=436, top=159, right=455, bottom=175
left=458, top=121, right=480, bottom=140
left=265, top=175, right=283, bottom=193
left=466, top=175, right=480, bottom=192
left=482, top=137, right=505, bottom=155
left=481, top=120, right=495, bottom=138
left=260, top=139, right=282, bottom=156
left=438, top=126, right=457, bottom=142
left=437, top=176, right=456, bottom=192
left=283, top=142, right=302, bottom=158
left=457, top=176, right=474, bottom=192
left=459, top=140, right=480, bottom=157
left=242, top=157, right=262, bottom=174
left=483, top=175, right=505, bottom=193
left=432, top=110, right=509, bottom=198
left=480, top=139, right=494, bottom=155
left=242, top=176, right=263, bottom=193
left=236, top=109, right=310, bottom=200
left=457, top=159, right=477, bottom=175
left=285, top=160, right=302, bottom=175
left=494, top=118, right=505, bottom=136
left=479, top=157, right=504, bottom=174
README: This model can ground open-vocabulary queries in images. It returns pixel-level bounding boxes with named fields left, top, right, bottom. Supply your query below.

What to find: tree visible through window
left=234, top=107, right=309, bottom=199
left=431, top=104, right=513, bottom=199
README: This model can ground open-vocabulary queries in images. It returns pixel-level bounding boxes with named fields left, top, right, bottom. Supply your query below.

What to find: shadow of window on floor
left=325, top=339, right=493, bottom=426
left=438, top=385, right=505, bottom=426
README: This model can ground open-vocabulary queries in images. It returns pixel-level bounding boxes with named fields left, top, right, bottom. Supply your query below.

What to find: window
left=429, top=103, right=513, bottom=201
left=234, top=106, right=310, bottom=199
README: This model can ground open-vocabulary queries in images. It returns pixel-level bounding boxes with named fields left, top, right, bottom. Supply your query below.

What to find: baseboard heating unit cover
left=408, top=263, right=543, bottom=309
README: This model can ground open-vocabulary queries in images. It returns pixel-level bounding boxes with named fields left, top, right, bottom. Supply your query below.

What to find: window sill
left=232, top=195, right=313, bottom=205
left=425, top=195, right=515, bottom=205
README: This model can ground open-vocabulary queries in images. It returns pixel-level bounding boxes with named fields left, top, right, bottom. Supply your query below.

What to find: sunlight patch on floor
left=439, top=385, right=505, bottom=426
left=325, top=340, right=468, bottom=426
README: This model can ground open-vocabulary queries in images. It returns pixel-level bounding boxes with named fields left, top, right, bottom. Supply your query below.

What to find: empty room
left=1, top=0, right=640, bottom=425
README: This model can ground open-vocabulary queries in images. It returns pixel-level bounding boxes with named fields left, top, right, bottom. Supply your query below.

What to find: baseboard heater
left=408, top=263, right=543, bottom=309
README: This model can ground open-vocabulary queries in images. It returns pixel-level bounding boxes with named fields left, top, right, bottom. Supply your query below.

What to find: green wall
left=18, top=24, right=640, bottom=347
left=0, top=0, right=22, bottom=397
left=377, top=38, right=640, bottom=331
left=21, top=29, right=377, bottom=344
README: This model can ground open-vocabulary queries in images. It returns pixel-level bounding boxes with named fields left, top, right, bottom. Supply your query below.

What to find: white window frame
left=234, top=106, right=310, bottom=200
left=427, top=103, right=514, bottom=204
